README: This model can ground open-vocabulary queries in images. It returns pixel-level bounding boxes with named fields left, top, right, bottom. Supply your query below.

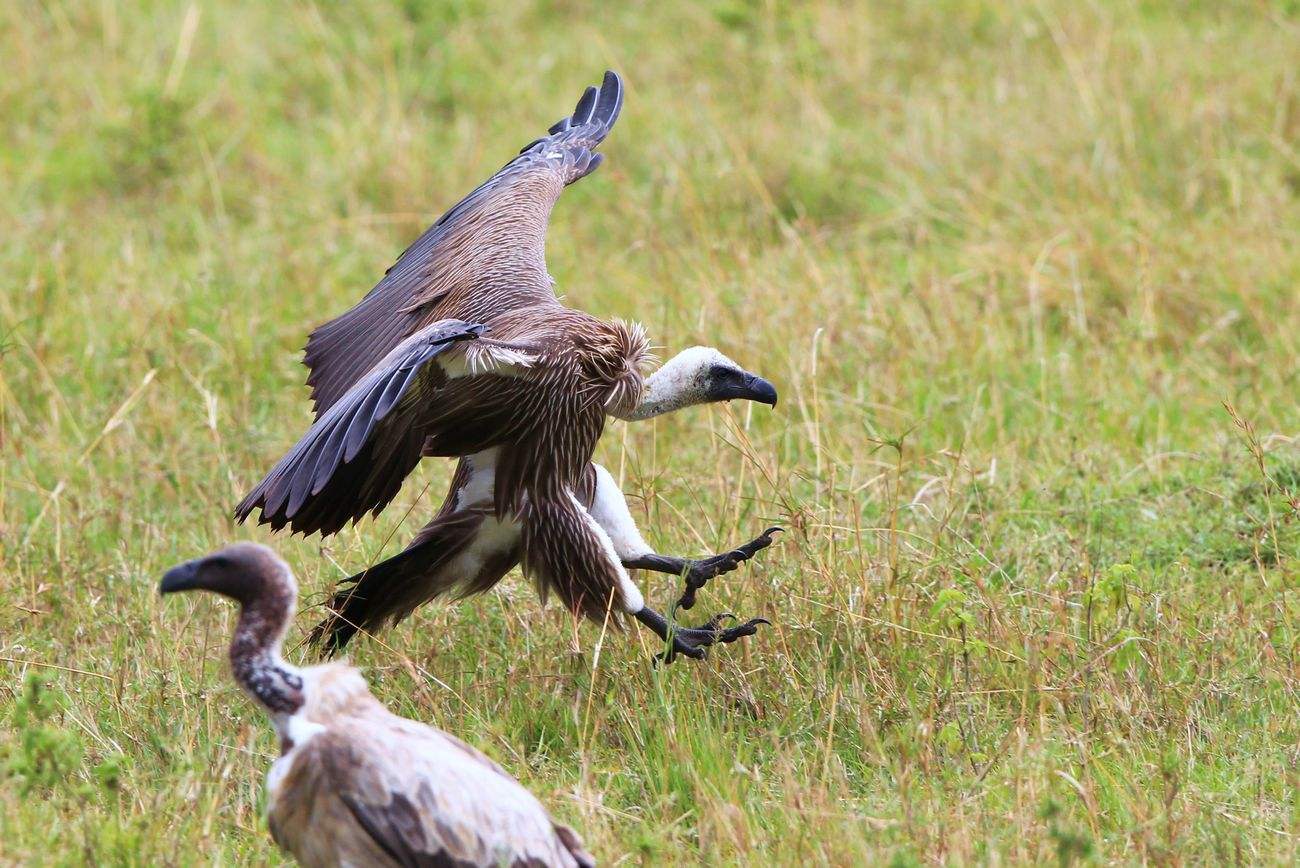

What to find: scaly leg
left=623, top=526, right=780, bottom=611
left=586, top=465, right=775, bottom=663
left=589, top=464, right=778, bottom=608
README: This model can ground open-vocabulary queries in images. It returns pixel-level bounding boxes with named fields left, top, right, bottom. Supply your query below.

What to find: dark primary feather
left=303, top=71, right=625, bottom=419
left=235, top=320, right=484, bottom=536
left=244, top=302, right=638, bottom=542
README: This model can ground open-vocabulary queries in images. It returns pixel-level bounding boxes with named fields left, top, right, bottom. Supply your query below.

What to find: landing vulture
left=236, top=72, right=780, bottom=661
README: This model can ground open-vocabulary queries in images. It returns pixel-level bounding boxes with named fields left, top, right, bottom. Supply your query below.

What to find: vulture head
left=160, top=542, right=296, bottom=609
left=161, top=543, right=305, bottom=718
left=617, top=346, right=778, bottom=421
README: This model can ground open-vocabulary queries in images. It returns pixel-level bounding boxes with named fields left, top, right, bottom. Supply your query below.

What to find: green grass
left=2, top=0, right=1298, bottom=863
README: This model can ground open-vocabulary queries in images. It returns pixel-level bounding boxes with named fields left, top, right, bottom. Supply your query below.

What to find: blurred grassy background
left=2, top=0, right=1298, bottom=863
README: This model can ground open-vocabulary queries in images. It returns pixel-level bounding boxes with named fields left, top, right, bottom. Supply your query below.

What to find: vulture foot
left=623, top=525, right=781, bottom=611
left=676, top=526, right=781, bottom=611
left=633, top=606, right=770, bottom=664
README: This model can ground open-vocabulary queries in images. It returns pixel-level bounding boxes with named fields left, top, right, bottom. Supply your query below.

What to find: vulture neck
left=617, top=354, right=708, bottom=421
left=229, top=586, right=306, bottom=734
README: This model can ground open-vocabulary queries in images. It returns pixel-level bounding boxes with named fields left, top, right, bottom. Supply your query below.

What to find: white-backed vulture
left=235, top=72, right=780, bottom=662
left=160, top=543, right=595, bottom=868
left=309, top=345, right=781, bottom=660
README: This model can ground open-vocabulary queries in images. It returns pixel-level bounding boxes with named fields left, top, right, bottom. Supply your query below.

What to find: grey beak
left=159, top=560, right=201, bottom=595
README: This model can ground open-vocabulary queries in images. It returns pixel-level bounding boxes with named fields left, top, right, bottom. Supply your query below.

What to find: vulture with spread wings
left=236, top=72, right=780, bottom=661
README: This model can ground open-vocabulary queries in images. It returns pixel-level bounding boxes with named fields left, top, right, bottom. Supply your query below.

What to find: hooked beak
left=159, top=560, right=201, bottom=595
left=713, top=372, right=777, bottom=407
left=709, top=372, right=779, bottom=407
left=743, top=373, right=778, bottom=407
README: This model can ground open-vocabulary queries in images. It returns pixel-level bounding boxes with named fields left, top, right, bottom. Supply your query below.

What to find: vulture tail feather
left=309, top=511, right=498, bottom=656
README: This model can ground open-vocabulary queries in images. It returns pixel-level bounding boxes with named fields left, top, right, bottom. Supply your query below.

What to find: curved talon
left=654, top=643, right=706, bottom=666
left=657, top=614, right=770, bottom=664
left=696, top=612, right=737, bottom=632
left=713, top=616, right=770, bottom=643
left=677, top=526, right=782, bottom=612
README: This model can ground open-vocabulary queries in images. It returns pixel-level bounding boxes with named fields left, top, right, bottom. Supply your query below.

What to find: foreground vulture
left=235, top=72, right=780, bottom=661
left=161, top=543, right=595, bottom=867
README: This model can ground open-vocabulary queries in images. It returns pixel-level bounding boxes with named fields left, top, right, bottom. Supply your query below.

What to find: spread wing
left=274, top=722, right=593, bottom=867
left=303, top=70, right=625, bottom=419
left=234, top=319, right=537, bottom=537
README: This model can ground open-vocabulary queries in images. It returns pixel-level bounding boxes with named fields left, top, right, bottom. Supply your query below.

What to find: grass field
left=3, top=1, right=1299, bottom=863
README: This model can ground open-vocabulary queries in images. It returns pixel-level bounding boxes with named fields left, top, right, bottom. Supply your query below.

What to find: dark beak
left=744, top=373, right=778, bottom=407
left=159, top=560, right=201, bottom=595
left=710, top=371, right=779, bottom=407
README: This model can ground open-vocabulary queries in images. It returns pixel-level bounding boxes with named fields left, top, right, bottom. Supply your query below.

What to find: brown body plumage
left=160, top=544, right=594, bottom=868
left=416, top=306, right=653, bottom=621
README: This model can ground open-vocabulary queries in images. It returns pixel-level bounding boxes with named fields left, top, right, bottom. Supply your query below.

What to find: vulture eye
left=707, top=364, right=740, bottom=384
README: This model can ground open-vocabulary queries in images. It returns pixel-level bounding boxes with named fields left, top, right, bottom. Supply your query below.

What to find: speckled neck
left=229, top=588, right=304, bottom=718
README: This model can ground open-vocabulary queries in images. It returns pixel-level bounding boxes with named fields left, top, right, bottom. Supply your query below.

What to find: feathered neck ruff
left=587, top=319, right=652, bottom=417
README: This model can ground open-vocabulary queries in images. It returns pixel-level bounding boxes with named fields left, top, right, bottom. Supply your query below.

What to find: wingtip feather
left=597, top=70, right=623, bottom=128
left=572, top=85, right=598, bottom=125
